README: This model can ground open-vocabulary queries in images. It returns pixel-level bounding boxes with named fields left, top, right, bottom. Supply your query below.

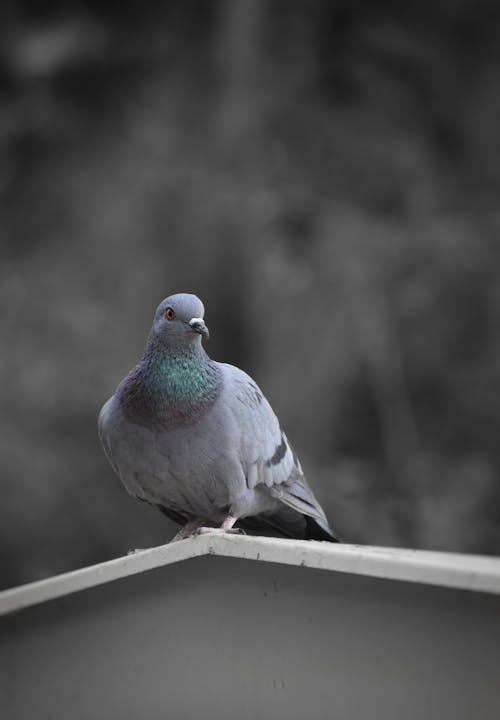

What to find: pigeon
left=99, top=293, right=339, bottom=542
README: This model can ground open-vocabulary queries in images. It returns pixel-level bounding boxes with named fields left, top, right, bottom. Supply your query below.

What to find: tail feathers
left=304, top=515, right=341, bottom=542
left=268, top=472, right=339, bottom=541
left=238, top=505, right=340, bottom=542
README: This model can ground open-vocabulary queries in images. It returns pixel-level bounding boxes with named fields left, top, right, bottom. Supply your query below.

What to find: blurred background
left=1, top=0, right=500, bottom=589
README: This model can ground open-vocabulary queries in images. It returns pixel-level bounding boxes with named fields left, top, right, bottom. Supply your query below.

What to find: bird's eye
left=165, top=308, right=175, bottom=321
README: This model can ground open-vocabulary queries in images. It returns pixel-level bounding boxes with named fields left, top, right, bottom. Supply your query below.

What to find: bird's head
left=150, top=293, right=209, bottom=349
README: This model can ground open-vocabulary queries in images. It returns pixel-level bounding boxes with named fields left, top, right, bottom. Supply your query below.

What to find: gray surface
left=1, top=555, right=500, bottom=720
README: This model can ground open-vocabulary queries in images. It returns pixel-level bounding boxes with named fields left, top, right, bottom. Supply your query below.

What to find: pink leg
left=220, top=514, right=237, bottom=530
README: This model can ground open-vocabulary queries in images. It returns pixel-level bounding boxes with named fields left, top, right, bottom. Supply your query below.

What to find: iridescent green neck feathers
left=119, top=343, right=221, bottom=431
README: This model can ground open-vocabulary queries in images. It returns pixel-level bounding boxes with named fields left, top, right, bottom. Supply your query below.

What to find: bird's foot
left=170, top=514, right=245, bottom=541
left=196, top=514, right=245, bottom=536
left=196, top=527, right=245, bottom=536
left=170, top=518, right=206, bottom=543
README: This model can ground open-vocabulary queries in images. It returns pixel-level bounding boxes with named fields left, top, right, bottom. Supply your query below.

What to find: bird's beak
left=189, top=317, right=209, bottom=339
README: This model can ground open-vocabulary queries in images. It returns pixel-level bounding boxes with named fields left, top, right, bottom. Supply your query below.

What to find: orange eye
left=165, top=307, right=175, bottom=321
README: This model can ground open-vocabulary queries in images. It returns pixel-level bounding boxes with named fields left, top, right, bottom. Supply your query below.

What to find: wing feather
left=221, top=363, right=337, bottom=539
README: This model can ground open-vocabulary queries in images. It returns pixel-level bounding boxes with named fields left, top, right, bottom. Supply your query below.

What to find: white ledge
left=1, top=535, right=500, bottom=616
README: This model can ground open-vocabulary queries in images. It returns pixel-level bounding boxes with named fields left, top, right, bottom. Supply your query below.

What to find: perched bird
left=99, top=293, right=339, bottom=542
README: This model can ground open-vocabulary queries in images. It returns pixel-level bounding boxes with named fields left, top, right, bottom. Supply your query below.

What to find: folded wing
left=222, top=364, right=339, bottom=541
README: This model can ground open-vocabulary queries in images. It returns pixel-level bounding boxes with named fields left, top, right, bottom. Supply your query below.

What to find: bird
left=98, top=293, right=339, bottom=542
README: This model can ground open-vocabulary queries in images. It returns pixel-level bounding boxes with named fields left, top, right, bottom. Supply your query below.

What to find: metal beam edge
left=1, top=535, right=500, bottom=616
